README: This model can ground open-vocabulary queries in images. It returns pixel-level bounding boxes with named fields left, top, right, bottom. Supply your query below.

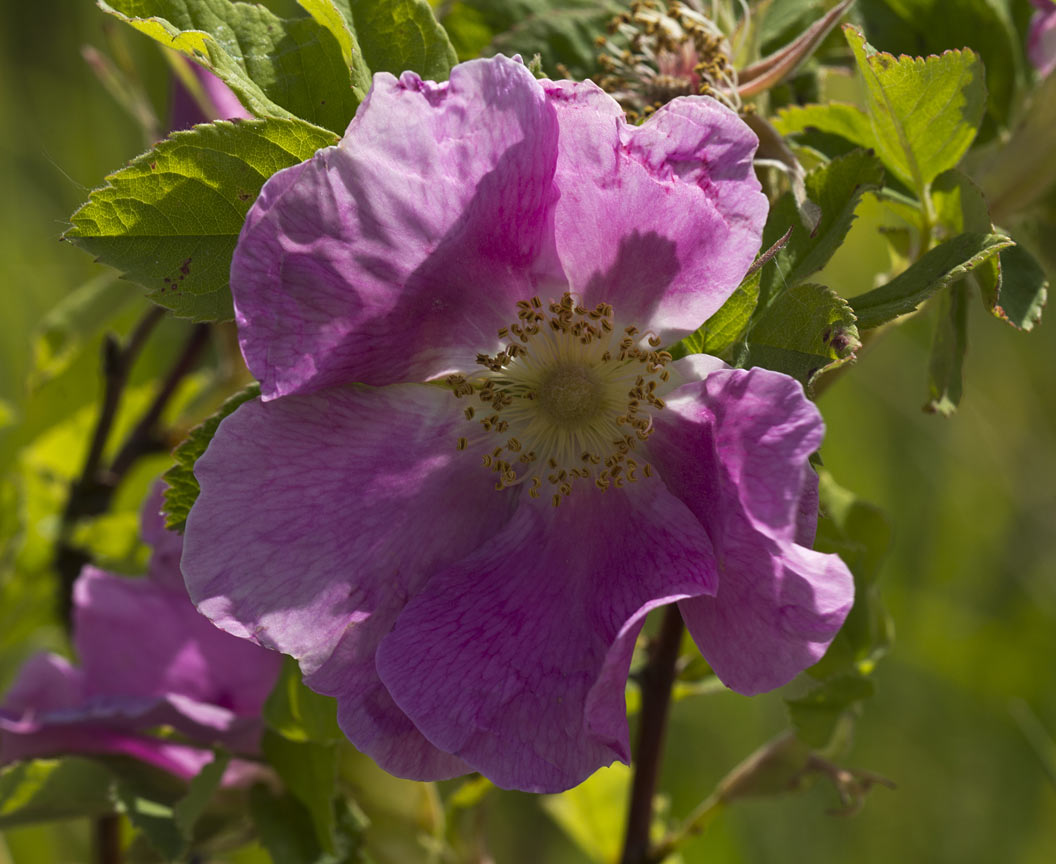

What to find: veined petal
left=233, top=56, right=562, bottom=399
left=647, top=366, right=853, bottom=694
left=659, top=366, right=825, bottom=542
left=182, top=383, right=516, bottom=772
left=375, top=480, right=717, bottom=792
left=542, top=80, right=767, bottom=340
left=678, top=537, right=852, bottom=694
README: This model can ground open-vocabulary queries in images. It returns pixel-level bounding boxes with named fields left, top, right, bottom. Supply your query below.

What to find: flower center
left=538, top=365, right=603, bottom=427
left=447, top=293, right=671, bottom=506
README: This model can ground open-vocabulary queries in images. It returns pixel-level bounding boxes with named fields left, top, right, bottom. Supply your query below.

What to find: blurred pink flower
left=169, top=60, right=252, bottom=131
left=1029, top=0, right=1056, bottom=77
left=0, top=489, right=280, bottom=781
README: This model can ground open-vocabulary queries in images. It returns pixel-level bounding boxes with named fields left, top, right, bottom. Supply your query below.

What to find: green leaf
left=786, top=674, right=875, bottom=748
left=760, top=149, right=885, bottom=303
left=66, top=118, right=336, bottom=321
left=98, top=0, right=368, bottom=134
left=449, top=1, right=617, bottom=78
left=930, top=168, right=992, bottom=236
left=115, top=783, right=183, bottom=858
left=29, top=273, right=139, bottom=388
left=163, top=384, right=260, bottom=530
left=745, top=282, right=861, bottom=390
left=810, top=468, right=892, bottom=678
left=298, top=1, right=360, bottom=71
left=172, top=750, right=230, bottom=840
left=670, top=269, right=760, bottom=361
left=338, top=0, right=458, bottom=80
left=843, top=24, right=986, bottom=197
left=262, top=730, right=339, bottom=853
left=264, top=655, right=342, bottom=744
left=440, top=1, right=496, bottom=60
left=0, top=758, right=116, bottom=826
left=249, top=786, right=328, bottom=864
left=986, top=244, right=1049, bottom=332
left=114, top=751, right=230, bottom=860
left=850, top=232, right=1014, bottom=329
left=925, top=280, right=969, bottom=416
left=772, top=101, right=877, bottom=154
left=855, top=0, right=1021, bottom=131
left=540, top=764, right=632, bottom=864
left=488, top=3, right=617, bottom=78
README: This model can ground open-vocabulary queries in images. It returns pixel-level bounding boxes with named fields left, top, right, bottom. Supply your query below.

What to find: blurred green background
left=1, top=1, right=1054, bottom=862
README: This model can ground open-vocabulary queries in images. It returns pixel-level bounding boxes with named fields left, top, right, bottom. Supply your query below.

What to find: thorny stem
left=95, top=814, right=122, bottom=864
left=109, top=324, right=210, bottom=478
left=619, top=605, right=685, bottom=864
left=76, top=307, right=164, bottom=493
left=54, top=315, right=210, bottom=864
left=56, top=315, right=210, bottom=625
left=56, top=306, right=165, bottom=625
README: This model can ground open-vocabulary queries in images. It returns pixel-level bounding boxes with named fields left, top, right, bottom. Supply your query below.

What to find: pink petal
left=0, top=653, right=84, bottom=716
left=232, top=56, right=562, bottom=399
left=375, top=480, right=717, bottom=792
left=647, top=366, right=853, bottom=693
left=74, top=568, right=279, bottom=721
left=140, top=482, right=185, bottom=590
left=182, top=383, right=516, bottom=775
left=1030, top=1, right=1056, bottom=78
left=0, top=724, right=217, bottom=780
left=542, top=80, right=767, bottom=340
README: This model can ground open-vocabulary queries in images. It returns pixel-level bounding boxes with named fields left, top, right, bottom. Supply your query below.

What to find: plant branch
left=56, top=307, right=165, bottom=624
left=620, top=605, right=684, bottom=864
left=95, top=813, right=122, bottom=864
left=109, top=324, right=209, bottom=478
left=55, top=314, right=209, bottom=626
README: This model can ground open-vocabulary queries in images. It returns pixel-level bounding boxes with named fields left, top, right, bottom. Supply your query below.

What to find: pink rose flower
left=182, top=56, right=854, bottom=792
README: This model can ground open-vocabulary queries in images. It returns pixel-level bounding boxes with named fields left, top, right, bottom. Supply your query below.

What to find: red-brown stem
left=620, top=605, right=684, bottom=864
left=95, top=813, right=122, bottom=864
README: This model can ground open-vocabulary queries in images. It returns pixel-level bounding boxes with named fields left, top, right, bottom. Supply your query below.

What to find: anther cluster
left=595, top=0, right=739, bottom=120
left=447, top=294, right=672, bottom=506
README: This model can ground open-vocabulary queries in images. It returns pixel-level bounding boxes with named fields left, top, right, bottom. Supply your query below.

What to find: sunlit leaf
left=855, top=0, right=1021, bottom=130
left=98, top=0, right=368, bottom=134
left=264, top=655, right=342, bottom=745
left=540, top=764, right=632, bottom=864
left=843, top=25, right=985, bottom=198
left=670, top=270, right=760, bottom=362
left=66, top=119, right=337, bottom=321
left=335, top=0, right=458, bottom=79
